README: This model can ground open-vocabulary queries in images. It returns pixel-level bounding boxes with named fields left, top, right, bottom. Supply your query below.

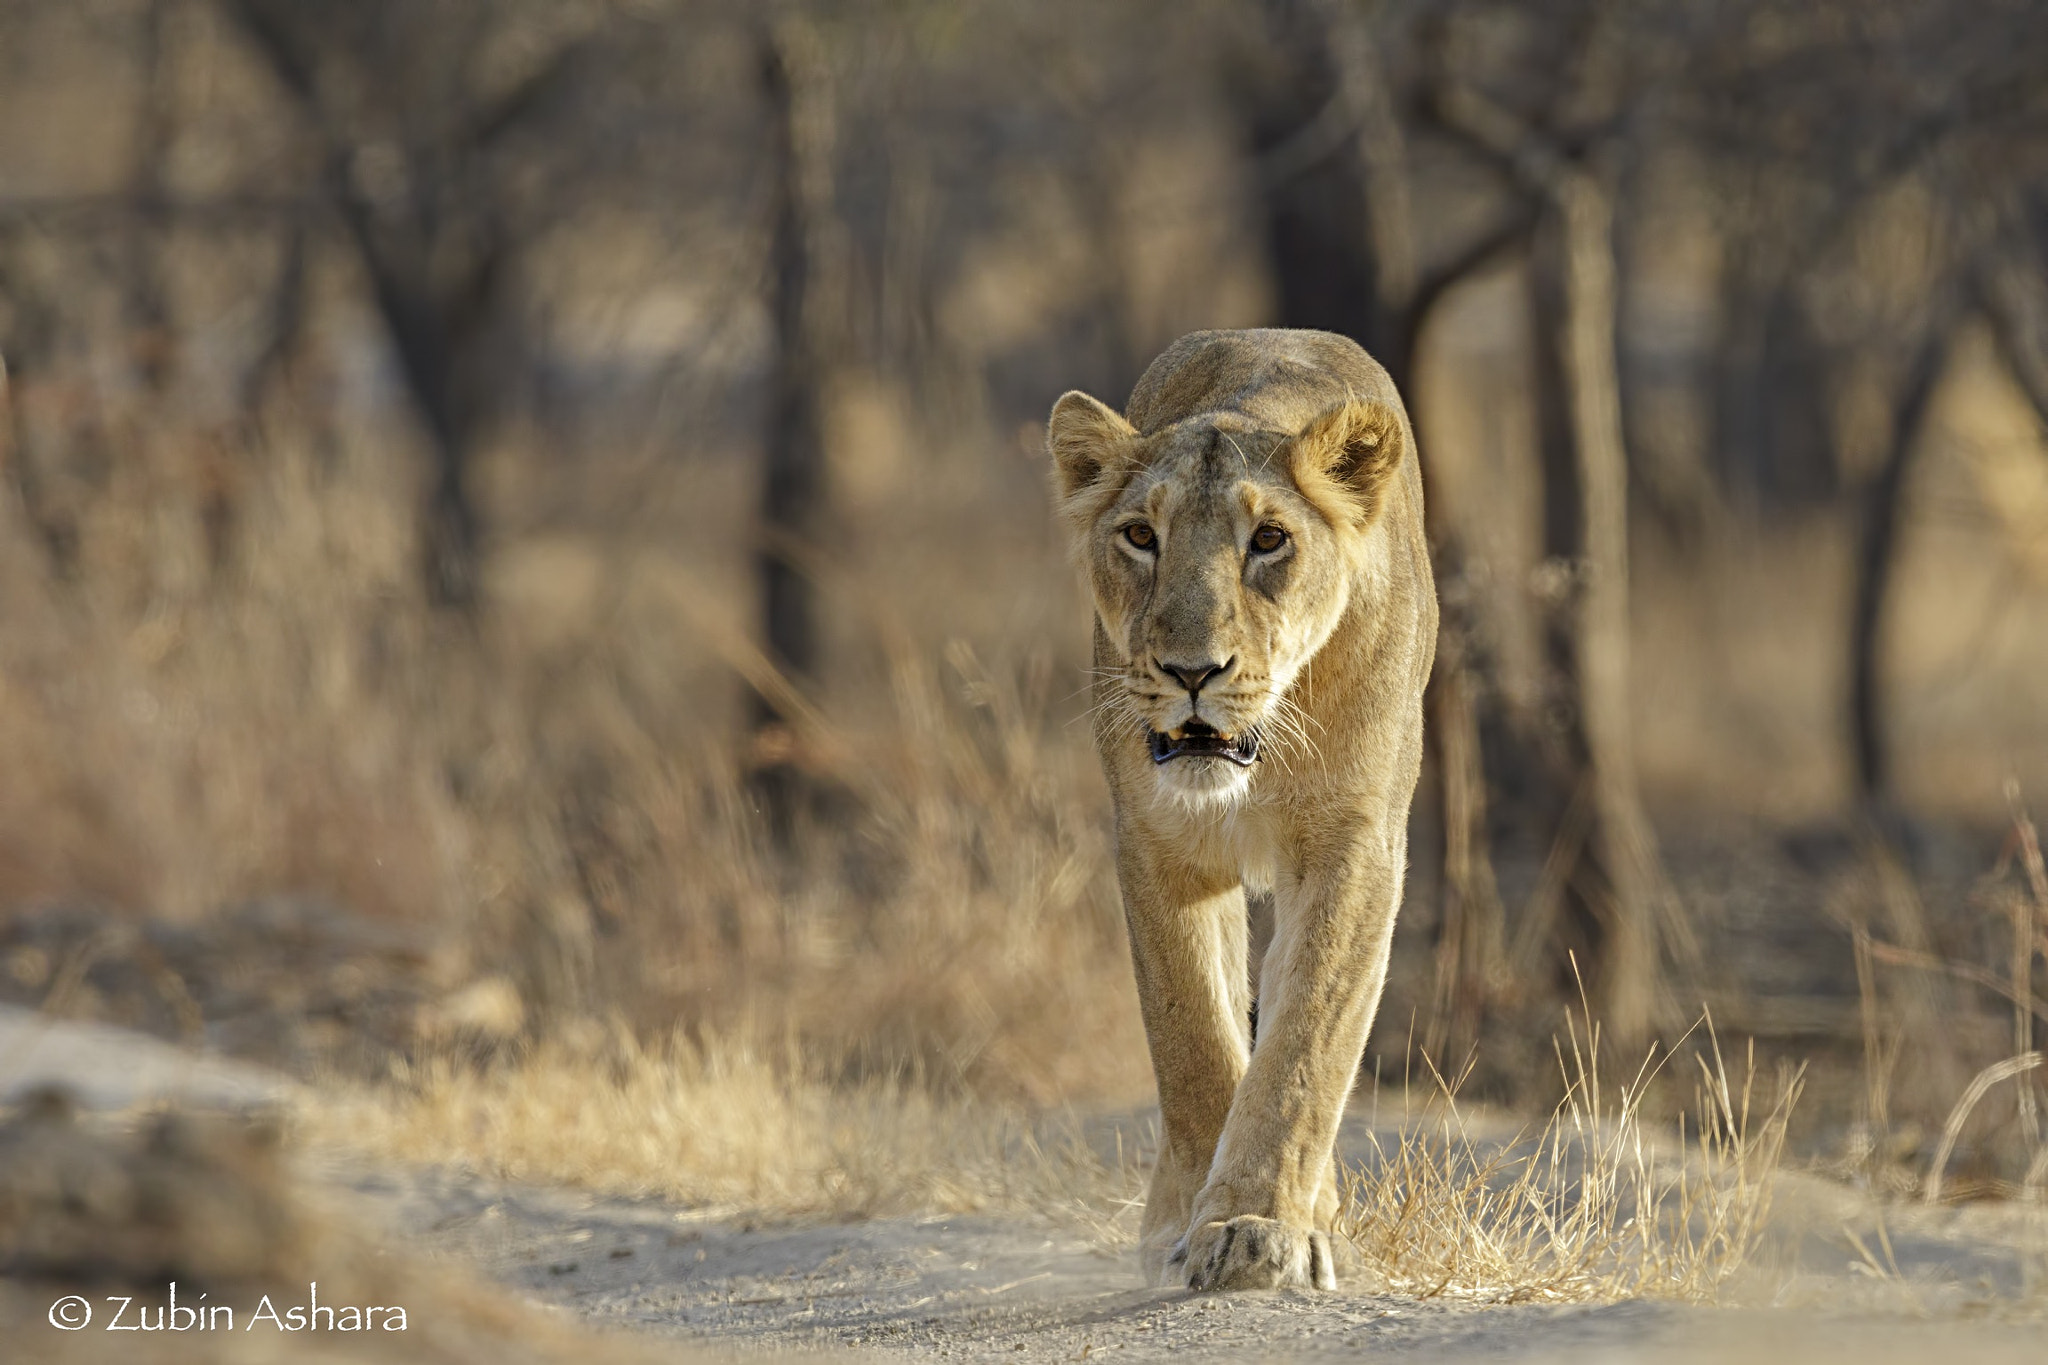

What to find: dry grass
left=311, top=1026, right=1145, bottom=1234
left=0, top=404, right=1147, bottom=1102
left=305, top=1003, right=1801, bottom=1308
left=1338, top=1010, right=1804, bottom=1304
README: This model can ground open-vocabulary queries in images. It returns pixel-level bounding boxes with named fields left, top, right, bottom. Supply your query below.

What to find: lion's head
left=1048, top=387, right=1408, bottom=807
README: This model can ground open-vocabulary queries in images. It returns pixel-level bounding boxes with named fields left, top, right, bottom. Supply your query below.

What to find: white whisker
left=1220, top=430, right=1251, bottom=473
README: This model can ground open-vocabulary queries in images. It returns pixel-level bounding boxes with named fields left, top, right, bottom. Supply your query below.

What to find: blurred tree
left=1241, top=0, right=2048, bottom=1041
left=1235, top=0, right=1699, bottom=1043
left=1670, top=0, right=2048, bottom=818
left=225, top=0, right=598, bottom=610
left=1421, top=1, right=1698, bottom=1045
left=1236, top=0, right=1537, bottom=1057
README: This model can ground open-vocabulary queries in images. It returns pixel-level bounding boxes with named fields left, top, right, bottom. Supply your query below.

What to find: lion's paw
left=1172, top=1215, right=1337, bottom=1293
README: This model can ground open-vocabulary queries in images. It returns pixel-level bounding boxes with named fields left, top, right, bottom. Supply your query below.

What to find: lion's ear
left=1047, top=390, right=1138, bottom=509
left=1288, top=399, right=1406, bottom=527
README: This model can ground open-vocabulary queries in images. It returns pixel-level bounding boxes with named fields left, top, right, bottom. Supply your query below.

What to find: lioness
left=1047, top=329, right=1436, bottom=1291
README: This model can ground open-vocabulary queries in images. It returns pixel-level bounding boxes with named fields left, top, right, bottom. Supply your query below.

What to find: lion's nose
left=1159, top=657, right=1232, bottom=696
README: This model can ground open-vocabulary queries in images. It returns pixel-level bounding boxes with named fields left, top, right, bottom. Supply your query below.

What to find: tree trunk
left=1555, top=170, right=1686, bottom=1042
left=1239, top=0, right=1388, bottom=352
left=1512, top=218, right=1603, bottom=982
left=1425, top=64, right=1690, bottom=1040
left=1712, top=271, right=1838, bottom=517
left=751, top=22, right=832, bottom=839
left=1849, top=318, right=1953, bottom=814
left=1426, top=618, right=1507, bottom=1060
left=123, top=0, right=175, bottom=394
left=326, top=201, right=495, bottom=613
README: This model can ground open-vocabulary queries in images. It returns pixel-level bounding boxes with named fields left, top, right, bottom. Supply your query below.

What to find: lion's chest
left=1153, top=801, right=1290, bottom=895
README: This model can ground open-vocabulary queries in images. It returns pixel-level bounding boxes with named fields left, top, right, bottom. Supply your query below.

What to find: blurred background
left=0, top=0, right=2044, bottom=1193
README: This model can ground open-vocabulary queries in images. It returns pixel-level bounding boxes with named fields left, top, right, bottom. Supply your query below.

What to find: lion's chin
left=1149, top=753, right=1255, bottom=812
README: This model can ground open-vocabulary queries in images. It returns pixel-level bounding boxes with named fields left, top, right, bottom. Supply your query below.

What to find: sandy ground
left=6, top=1005, right=2047, bottom=1363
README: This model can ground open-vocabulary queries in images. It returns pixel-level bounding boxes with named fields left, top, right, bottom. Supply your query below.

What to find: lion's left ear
left=1288, top=399, right=1407, bottom=527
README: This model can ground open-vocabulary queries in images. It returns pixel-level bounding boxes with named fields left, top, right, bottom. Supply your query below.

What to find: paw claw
left=1181, top=1215, right=1333, bottom=1293
left=1308, top=1231, right=1337, bottom=1291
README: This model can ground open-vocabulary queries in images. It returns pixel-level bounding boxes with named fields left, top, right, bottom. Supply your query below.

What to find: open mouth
left=1148, top=720, right=1259, bottom=766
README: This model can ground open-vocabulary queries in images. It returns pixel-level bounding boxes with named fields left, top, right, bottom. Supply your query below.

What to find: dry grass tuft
left=1338, top=1010, right=1803, bottom=1304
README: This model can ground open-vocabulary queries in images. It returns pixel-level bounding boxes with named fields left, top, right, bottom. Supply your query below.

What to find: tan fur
left=1048, top=329, right=1437, bottom=1291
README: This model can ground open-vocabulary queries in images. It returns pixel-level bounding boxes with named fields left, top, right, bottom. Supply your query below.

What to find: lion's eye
left=1251, top=524, right=1288, bottom=554
left=1124, top=523, right=1156, bottom=551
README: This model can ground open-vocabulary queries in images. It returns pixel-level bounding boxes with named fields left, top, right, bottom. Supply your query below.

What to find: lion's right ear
left=1047, top=390, right=1138, bottom=512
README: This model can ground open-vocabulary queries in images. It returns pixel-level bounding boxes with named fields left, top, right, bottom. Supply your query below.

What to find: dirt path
left=338, top=1152, right=2047, bottom=1362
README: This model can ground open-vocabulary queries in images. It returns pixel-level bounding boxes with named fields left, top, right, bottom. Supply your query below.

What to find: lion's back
left=1123, top=329, right=1403, bottom=437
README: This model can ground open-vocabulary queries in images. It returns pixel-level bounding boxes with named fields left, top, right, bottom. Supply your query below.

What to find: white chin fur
left=1151, top=757, right=1253, bottom=812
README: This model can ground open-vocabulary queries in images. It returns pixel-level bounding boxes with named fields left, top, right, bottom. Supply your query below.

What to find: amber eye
left=1124, top=523, right=1156, bottom=550
left=1251, top=524, right=1288, bottom=554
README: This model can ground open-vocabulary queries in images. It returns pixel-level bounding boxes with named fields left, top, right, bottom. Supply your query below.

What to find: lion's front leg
left=1116, top=842, right=1252, bottom=1286
left=1179, top=844, right=1401, bottom=1293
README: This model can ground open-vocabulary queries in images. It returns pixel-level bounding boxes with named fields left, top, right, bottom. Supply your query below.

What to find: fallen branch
left=1923, top=1052, right=2046, bottom=1203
